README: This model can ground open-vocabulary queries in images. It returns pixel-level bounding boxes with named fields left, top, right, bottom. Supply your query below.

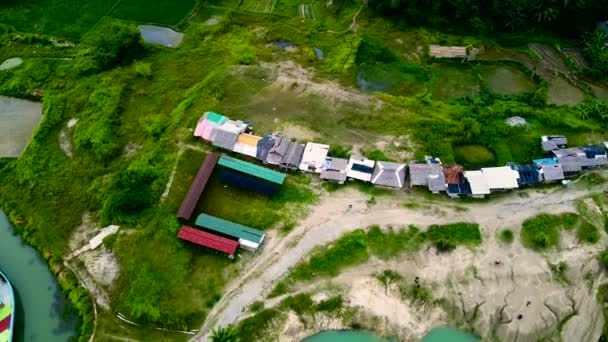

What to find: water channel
left=0, top=210, right=76, bottom=341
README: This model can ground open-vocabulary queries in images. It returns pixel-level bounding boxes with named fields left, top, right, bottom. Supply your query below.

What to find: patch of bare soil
left=562, top=48, right=588, bottom=69
left=260, top=60, right=376, bottom=107
left=78, top=247, right=121, bottom=291
left=280, top=123, right=319, bottom=141
left=59, top=118, right=78, bottom=158
left=193, top=178, right=608, bottom=341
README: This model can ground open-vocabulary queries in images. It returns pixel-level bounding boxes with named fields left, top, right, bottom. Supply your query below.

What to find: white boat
left=0, top=269, right=14, bottom=342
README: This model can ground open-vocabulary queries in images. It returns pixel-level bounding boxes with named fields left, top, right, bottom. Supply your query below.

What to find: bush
left=520, top=214, right=560, bottom=250
left=599, top=249, right=608, bottom=270
left=365, top=149, right=392, bottom=161
left=211, top=325, right=239, bottom=342
left=249, top=301, right=264, bottom=312
left=426, top=223, right=481, bottom=252
left=76, top=20, right=146, bottom=74
left=142, top=115, right=165, bottom=137
left=134, top=61, right=152, bottom=78
left=401, top=283, right=432, bottom=304
left=269, top=280, right=289, bottom=298
left=498, top=229, right=514, bottom=243
left=280, top=293, right=314, bottom=315
left=328, top=144, right=351, bottom=158
left=316, top=296, right=343, bottom=312
left=237, top=309, right=281, bottom=342
left=577, top=220, right=600, bottom=244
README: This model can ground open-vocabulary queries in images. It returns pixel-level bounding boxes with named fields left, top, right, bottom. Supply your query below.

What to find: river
left=0, top=210, right=76, bottom=341
left=301, top=327, right=479, bottom=342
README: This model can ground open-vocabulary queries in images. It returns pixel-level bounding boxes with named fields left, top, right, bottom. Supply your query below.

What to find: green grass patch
left=453, top=144, right=496, bottom=168
left=498, top=229, right=514, bottom=244
left=425, top=223, right=482, bottom=252
left=430, top=63, right=480, bottom=101
left=520, top=214, right=561, bottom=250
left=110, top=0, right=196, bottom=26
left=577, top=220, right=600, bottom=244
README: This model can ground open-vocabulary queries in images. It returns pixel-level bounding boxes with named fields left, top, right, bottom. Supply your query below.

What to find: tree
left=211, top=325, right=240, bottom=342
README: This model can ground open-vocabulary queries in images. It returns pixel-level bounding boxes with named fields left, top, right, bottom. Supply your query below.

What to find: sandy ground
left=192, top=179, right=607, bottom=341
left=58, top=118, right=77, bottom=158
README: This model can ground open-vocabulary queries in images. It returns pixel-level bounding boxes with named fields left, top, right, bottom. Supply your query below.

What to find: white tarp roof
left=481, top=166, right=520, bottom=190
left=299, top=142, right=330, bottom=173
left=464, top=171, right=490, bottom=195
left=347, top=155, right=375, bottom=182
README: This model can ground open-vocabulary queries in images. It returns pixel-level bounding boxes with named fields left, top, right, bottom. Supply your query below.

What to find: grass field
left=0, top=0, right=196, bottom=39
left=453, top=144, right=496, bottom=168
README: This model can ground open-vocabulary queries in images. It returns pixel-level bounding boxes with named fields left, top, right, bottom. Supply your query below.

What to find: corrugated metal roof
left=237, top=133, right=262, bottom=147
left=177, top=153, right=219, bottom=220
left=371, top=161, right=406, bottom=188
left=212, top=129, right=239, bottom=151
left=205, top=112, right=226, bottom=125
left=218, top=155, right=286, bottom=185
left=481, top=166, right=520, bottom=190
left=299, top=142, right=330, bottom=173
left=464, top=170, right=490, bottom=195
left=178, top=226, right=238, bottom=255
left=195, top=214, right=265, bottom=244
left=541, top=164, right=565, bottom=182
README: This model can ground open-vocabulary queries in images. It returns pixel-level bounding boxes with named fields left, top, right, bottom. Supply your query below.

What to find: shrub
left=280, top=293, right=314, bottom=315
left=249, top=301, right=264, bottom=312
left=599, top=249, right=608, bottom=270
left=269, top=280, right=289, bottom=298
left=365, top=149, right=391, bottom=161
left=520, top=214, right=560, bottom=250
left=328, top=144, right=351, bottom=158
left=577, top=220, right=600, bottom=244
left=211, top=325, right=239, bottom=342
left=76, top=20, right=146, bottom=74
left=237, top=309, right=281, bottom=342
left=560, top=212, right=580, bottom=230
left=142, top=115, right=165, bottom=137
left=316, top=296, right=343, bottom=312
left=499, top=229, right=514, bottom=243
left=134, top=61, right=152, bottom=78
left=401, top=283, right=432, bottom=305
left=426, top=223, right=481, bottom=252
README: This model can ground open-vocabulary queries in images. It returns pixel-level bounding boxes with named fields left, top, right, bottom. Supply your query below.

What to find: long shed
left=177, top=153, right=219, bottom=221
left=217, top=155, right=286, bottom=195
left=195, top=214, right=265, bottom=251
left=177, top=226, right=238, bottom=256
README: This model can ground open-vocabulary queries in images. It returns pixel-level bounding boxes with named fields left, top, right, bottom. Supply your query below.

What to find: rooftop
left=218, top=155, right=286, bottom=185
left=371, top=161, right=406, bottom=188
left=177, top=226, right=238, bottom=255
left=195, top=214, right=265, bottom=245
left=464, top=170, right=490, bottom=195
left=481, top=166, right=520, bottom=190
left=299, top=142, right=330, bottom=173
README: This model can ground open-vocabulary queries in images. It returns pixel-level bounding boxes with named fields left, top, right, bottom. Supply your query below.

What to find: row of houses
left=194, top=112, right=608, bottom=197
left=195, top=112, right=408, bottom=189
left=410, top=136, right=608, bottom=197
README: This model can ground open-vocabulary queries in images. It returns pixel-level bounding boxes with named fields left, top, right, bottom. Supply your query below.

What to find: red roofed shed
left=177, top=226, right=238, bottom=256
left=177, top=153, right=219, bottom=220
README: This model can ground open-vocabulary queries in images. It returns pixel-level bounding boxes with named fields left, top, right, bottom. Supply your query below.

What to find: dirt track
left=192, top=179, right=605, bottom=341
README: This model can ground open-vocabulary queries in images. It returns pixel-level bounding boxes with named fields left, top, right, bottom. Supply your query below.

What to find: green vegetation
left=211, top=324, right=240, bottom=342
left=582, top=30, right=608, bottom=80
left=520, top=213, right=567, bottom=250
left=549, top=261, right=570, bottom=285
left=453, top=144, right=496, bottom=168
left=236, top=308, right=283, bottom=342
left=400, top=282, right=433, bottom=305
left=577, top=220, right=600, bottom=244
left=498, top=229, right=514, bottom=244
left=2, top=0, right=608, bottom=340
left=249, top=301, right=264, bottom=312
left=426, top=223, right=482, bottom=252
left=598, top=283, right=608, bottom=340
left=600, top=249, right=608, bottom=270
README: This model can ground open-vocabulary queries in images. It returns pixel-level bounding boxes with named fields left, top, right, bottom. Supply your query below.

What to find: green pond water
left=0, top=96, right=42, bottom=157
left=430, top=64, right=480, bottom=101
left=480, top=66, right=536, bottom=95
left=0, top=210, right=77, bottom=341
left=302, top=327, right=479, bottom=342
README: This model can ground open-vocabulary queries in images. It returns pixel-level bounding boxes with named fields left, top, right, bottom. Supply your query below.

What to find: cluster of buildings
left=194, top=112, right=409, bottom=189
left=178, top=113, right=608, bottom=256
left=176, top=153, right=287, bottom=257
left=409, top=135, right=608, bottom=197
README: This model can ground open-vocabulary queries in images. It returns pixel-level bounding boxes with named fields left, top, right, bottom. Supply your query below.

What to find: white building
left=299, top=143, right=330, bottom=173
left=481, top=166, right=520, bottom=191
left=346, top=155, right=375, bottom=182
left=464, top=170, right=490, bottom=198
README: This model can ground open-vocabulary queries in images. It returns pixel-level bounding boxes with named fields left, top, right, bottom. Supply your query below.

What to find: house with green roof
left=195, top=214, right=265, bottom=251
left=217, top=155, right=286, bottom=195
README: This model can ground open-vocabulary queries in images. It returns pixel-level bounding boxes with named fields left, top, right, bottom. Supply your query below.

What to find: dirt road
left=192, top=182, right=602, bottom=340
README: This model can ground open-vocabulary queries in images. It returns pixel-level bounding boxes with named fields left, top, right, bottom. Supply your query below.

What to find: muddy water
left=480, top=66, right=536, bottom=95
left=0, top=210, right=77, bottom=341
left=0, top=96, right=42, bottom=157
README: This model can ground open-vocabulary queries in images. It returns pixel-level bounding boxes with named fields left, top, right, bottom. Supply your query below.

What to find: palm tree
left=211, top=325, right=240, bottom=342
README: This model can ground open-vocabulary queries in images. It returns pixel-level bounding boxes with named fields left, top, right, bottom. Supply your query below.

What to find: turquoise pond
left=301, top=327, right=479, bottom=342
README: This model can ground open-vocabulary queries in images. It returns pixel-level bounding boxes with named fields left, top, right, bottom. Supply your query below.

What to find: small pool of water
left=0, top=210, right=77, bottom=341
left=0, top=57, right=23, bottom=70
left=138, top=25, right=184, bottom=48
left=0, top=96, right=42, bottom=157
left=301, top=330, right=396, bottom=342
left=421, top=326, right=479, bottom=342
left=430, top=64, right=480, bottom=100
left=480, top=65, right=536, bottom=95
